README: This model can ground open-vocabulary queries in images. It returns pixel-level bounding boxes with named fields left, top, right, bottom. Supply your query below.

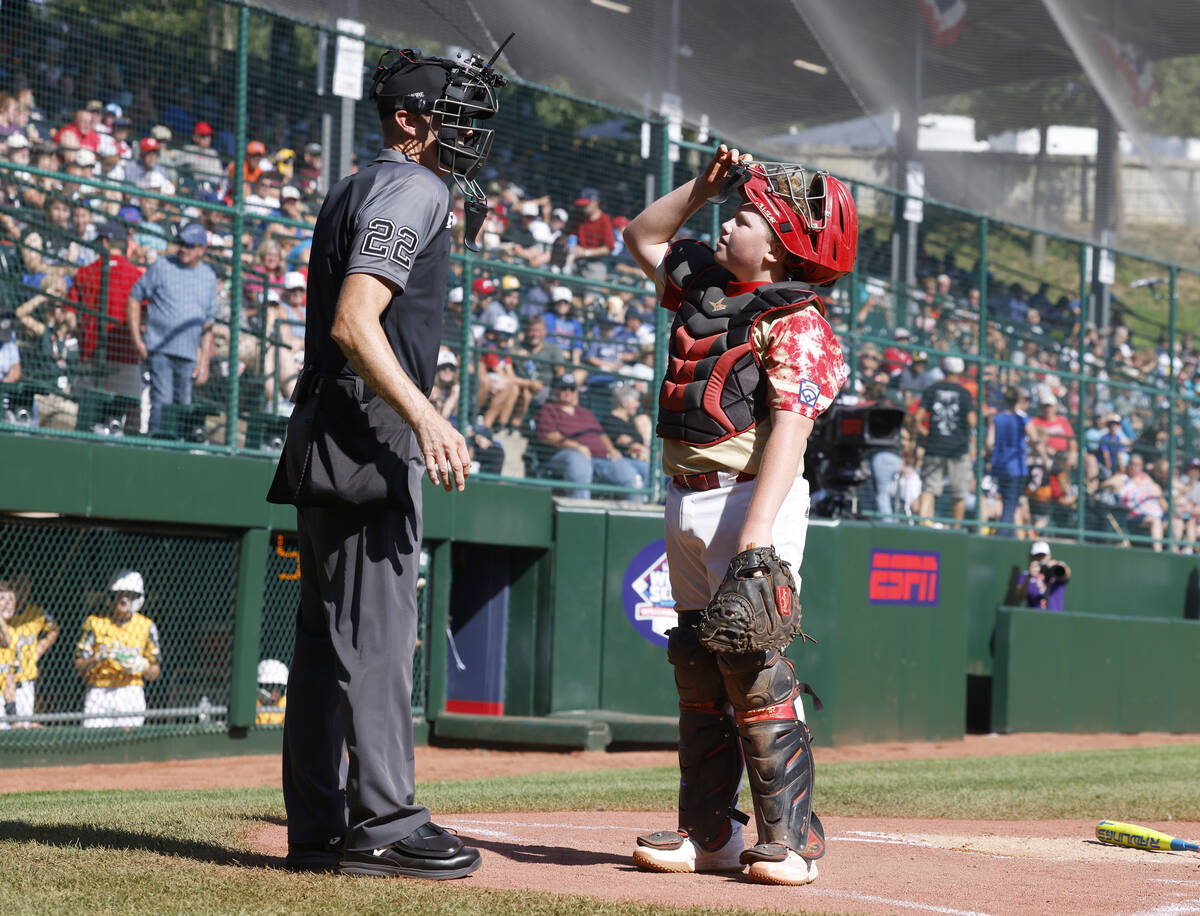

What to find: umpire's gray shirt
left=268, top=149, right=452, bottom=508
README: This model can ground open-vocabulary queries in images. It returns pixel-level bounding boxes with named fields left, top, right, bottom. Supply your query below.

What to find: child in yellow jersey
left=0, top=583, right=17, bottom=729
left=74, top=570, right=161, bottom=728
left=255, top=658, right=288, bottom=725
left=8, top=574, right=59, bottom=728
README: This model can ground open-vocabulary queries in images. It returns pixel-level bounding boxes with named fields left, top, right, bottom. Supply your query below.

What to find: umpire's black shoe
left=285, top=836, right=344, bottom=873
left=338, top=822, right=481, bottom=880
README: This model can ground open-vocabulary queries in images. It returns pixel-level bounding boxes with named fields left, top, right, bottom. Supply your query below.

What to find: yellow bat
left=1096, top=820, right=1199, bottom=852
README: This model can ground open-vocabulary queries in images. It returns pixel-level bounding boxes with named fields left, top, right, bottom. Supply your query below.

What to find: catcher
left=74, top=569, right=162, bottom=728
left=622, top=145, right=854, bottom=885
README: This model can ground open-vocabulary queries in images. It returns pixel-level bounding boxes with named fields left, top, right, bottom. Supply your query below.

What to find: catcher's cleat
left=742, top=844, right=819, bottom=886
left=632, top=823, right=745, bottom=874
left=338, top=822, right=481, bottom=880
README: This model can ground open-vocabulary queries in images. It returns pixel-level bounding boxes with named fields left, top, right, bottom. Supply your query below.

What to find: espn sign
left=868, top=549, right=940, bottom=605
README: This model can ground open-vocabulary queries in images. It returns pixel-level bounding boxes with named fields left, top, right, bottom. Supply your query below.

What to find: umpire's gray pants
left=283, top=482, right=427, bottom=854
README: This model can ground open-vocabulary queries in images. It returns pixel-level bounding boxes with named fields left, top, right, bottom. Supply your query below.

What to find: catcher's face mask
left=734, top=162, right=858, bottom=285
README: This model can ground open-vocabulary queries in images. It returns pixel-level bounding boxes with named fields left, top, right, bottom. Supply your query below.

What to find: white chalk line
left=1123, top=902, right=1200, bottom=916
left=815, top=890, right=996, bottom=916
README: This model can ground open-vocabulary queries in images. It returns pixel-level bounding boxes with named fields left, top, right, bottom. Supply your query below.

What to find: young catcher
left=621, top=145, right=856, bottom=886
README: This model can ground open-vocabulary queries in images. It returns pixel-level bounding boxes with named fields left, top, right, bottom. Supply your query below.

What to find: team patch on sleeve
left=797, top=379, right=821, bottom=407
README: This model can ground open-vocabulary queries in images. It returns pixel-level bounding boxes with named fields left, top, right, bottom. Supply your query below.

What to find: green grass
left=0, top=745, right=1196, bottom=914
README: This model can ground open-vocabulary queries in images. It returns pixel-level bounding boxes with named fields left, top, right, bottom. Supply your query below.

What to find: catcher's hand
left=697, top=546, right=811, bottom=654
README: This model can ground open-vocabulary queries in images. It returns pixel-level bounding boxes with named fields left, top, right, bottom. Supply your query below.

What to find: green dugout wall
left=1, top=436, right=1198, bottom=765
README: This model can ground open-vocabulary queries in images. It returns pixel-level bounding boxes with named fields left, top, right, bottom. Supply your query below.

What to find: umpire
left=267, top=46, right=507, bottom=879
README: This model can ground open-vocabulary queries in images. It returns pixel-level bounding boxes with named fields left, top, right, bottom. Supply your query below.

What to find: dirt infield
left=248, top=813, right=1200, bottom=915
left=5, top=730, right=1200, bottom=793
left=9, top=732, right=1200, bottom=914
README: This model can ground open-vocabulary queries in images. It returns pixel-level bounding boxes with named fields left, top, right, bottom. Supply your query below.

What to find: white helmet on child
left=257, top=659, right=290, bottom=686
left=108, top=569, right=145, bottom=614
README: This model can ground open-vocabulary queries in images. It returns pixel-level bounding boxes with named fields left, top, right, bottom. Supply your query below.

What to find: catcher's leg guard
left=668, top=614, right=746, bottom=852
left=719, top=650, right=825, bottom=867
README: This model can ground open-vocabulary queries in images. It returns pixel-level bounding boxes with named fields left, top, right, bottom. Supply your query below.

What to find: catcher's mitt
left=697, top=546, right=811, bottom=654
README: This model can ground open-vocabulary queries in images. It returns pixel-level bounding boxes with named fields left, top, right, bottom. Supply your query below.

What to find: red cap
left=472, top=277, right=497, bottom=296
left=193, top=121, right=213, bottom=136
left=139, top=137, right=159, bottom=153
left=247, top=140, right=266, bottom=155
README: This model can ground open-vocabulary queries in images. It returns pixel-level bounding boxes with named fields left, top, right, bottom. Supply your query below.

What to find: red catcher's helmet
left=738, top=162, right=857, bottom=285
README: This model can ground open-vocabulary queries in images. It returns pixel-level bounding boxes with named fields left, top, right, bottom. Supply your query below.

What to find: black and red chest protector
left=656, top=255, right=821, bottom=446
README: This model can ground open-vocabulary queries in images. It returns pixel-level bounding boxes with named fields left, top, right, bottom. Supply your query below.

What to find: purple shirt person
left=1016, top=540, right=1071, bottom=611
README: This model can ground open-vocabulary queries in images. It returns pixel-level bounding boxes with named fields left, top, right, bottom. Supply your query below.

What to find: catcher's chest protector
left=656, top=275, right=821, bottom=446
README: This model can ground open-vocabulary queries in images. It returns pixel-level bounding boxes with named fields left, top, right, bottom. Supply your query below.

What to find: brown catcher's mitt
left=697, top=546, right=809, bottom=654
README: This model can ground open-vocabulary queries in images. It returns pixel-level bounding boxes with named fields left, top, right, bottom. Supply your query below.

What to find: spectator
left=16, top=275, right=78, bottom=392
left=501, top=201, right=551, bottom=267
left=54, top=102, right=101, bottom=152
left=535, top=373, right=644, bottom=498
left=442, top=286, right=468, bottom=345
left=481, top=275, right=521, bottom=329
left=74, top=569, right=161, bottom=728
left=173, top=121, right=224, bottom=183
left=1028, top=393, right=1076, bottom=462
left=262, top=185, right=310, bottom=251
left=583, top=315, right=627, bottom=386
left=67, top=220, right=144, bottom=403
left=1016, top=540, right=1072, bottom=610
left=1177, top=458, right=1200, bottom=551
left=863, top=372, right=906, bottom=517
left=1096, top=413, right=1129, bottom=476
left=987, top=386, right=1029, bottom=537
left=264, top=270, right=306, bottom=404
left=429, top=349, right=461, bottom=421
left=0, top=311, right=20, bottom=383
left=914, top=356, right=976, bottom=524
left=601, top=382, right=652, bottom=483
left=1117, top=453, right=1168, bottom=550
left=544, top=285, right=584, bottom=364
left=295, top=141, right=322, bottom=198
left=568, top=187, right=613, bottom=281
left=127, top=222, right=217, bottom=432
left=22, top=195, right=86, bottom=283
left=512, top=315, right=564, bottom=415
left=476, top=312, right=522, bottom=432
left=7, top=573, right=59, bottom=728
left=122, top=137, right=174, bottom=195
left=883, top=326, right=913, bottom=376
left=109, top=116, right=133, bottom=159
left=129, top=195, right=171, bottom=263
left=616, top=305, right=654, bottom=351
left=243, top=242, right=286, bottom=311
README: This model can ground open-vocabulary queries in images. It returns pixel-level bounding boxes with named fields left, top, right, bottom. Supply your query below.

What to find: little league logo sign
left=622, top=540, right=675, bottom=647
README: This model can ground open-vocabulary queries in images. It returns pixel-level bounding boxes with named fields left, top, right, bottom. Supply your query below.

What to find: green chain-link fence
left=0, top=515, right=237, bottom=752
left=3, top=0, right=1200, bottom=548
left=258, top=533, right=429, bottom=728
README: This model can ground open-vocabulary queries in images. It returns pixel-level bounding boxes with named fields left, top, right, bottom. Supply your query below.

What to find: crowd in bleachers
left=3, top=59, right=1200, bottom=536
left=823, top=237, right=1200, bottom=551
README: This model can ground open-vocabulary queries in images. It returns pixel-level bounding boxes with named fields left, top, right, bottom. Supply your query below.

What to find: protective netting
left=2, top=0, right=1200, bottom=540
left=235, top=0, right=1200, bottom=259
left=258, top=534, right=430, bottom=726
left=0, top=516, right=237, bottom=749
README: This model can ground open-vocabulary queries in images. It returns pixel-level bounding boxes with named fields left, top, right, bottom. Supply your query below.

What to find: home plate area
left=261, top=812, right=1200, bottom=915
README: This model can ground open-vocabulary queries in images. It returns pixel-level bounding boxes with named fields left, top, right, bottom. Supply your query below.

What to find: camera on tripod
left=803, top=397, right=905, bottom=518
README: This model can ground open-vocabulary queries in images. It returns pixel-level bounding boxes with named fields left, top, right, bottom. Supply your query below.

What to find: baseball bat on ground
left=1095, top=820, right=1199, bottom=852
